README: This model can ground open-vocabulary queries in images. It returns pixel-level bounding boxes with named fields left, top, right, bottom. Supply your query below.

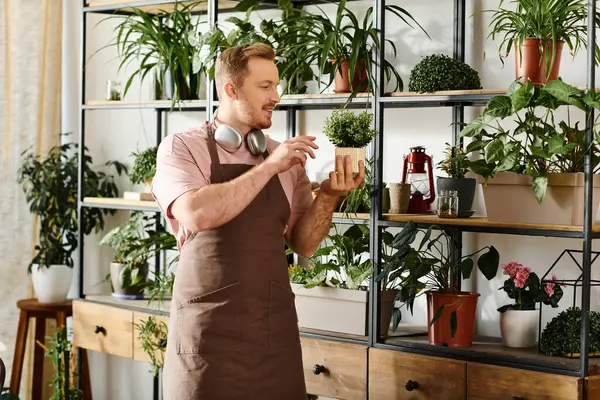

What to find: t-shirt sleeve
left=286, top=165, right=314, bottom=232
left=151, top=134, right=209, bottom=219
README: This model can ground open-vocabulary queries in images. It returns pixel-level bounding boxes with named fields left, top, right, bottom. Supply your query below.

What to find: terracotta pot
left=332, top=59, right=368, bottom=93
left=426, top=291, right=480, bottom=348
left=515, top=38, right=564, bottom=86
left=478, top=172, right=600, bottom=225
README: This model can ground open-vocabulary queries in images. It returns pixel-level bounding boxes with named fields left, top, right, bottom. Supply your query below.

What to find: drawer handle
left=94, top=325, right=106, bottom=335
left=313, top=364, right=326, bottom=375
left=405, top=380, right=419, bottom=391
left=158, top=338, right=167, bottom=347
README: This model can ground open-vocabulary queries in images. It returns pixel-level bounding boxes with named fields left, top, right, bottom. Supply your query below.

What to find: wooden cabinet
left=300, top=337, right=368, bottom=400
left=72, top=300, right=134, bottom=359
left=368, top=348, right=466, bottom=400
left=467, top=363, right=582, bottom=400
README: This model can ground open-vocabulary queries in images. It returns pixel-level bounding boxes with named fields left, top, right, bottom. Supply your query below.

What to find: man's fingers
left=335, top=155, right=345, bottom=177
left=354, top=160, right=366, bottom=186
left=329, top=170, right=339, bottom=189
left=291, top=151, right=307, bottom=167
left=344, top=156, right=354, bottom=186
left=288, top=136, right=319, bottom=149
left=290, top=142, right=316, bottom=159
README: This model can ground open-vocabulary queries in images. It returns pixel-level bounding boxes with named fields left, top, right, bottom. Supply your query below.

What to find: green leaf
left=542, top=80, right=585, bottom=110
left=429, top=305, right=445, bottom=327
left=583, top=89, right=600, bottom=110
left=460, top=258, right=474, bottom=279
left=483, top=95, right=513, bottom=118
left=392, top=222, right=417, bottom=248
left=495, top=147, right=519, bottom=172
left=477, top=246, right=499, bottom=280
left=510, top=79, right=534, bottom=112
left=533, top=175, right=549, bottom=204
left=548, top=136, right=565, bottom=154
left=469, top=159, right=495, bottom=177
left=450, top=311, right=458, bottom=338
left=484, top=139, right=505, bottom=163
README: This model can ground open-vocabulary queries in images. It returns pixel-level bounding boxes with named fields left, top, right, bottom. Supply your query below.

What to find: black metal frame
left=76, top=0, right=599, bottom=397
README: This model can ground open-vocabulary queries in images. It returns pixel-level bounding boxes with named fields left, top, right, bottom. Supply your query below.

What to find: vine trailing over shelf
left=135, top=316, right=169, bottom=377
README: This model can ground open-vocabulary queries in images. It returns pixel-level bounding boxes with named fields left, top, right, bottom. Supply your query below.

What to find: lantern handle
left=425, top=154, right=436, bottom=204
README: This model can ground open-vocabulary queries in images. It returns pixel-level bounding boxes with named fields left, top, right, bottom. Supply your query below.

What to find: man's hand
left=319, top=155, right=366, bottom=198
left=263, top=136, right=319, bottom=174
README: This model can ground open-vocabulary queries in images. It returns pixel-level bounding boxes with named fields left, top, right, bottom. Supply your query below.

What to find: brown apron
left=162, top=124, right=307, bottom=400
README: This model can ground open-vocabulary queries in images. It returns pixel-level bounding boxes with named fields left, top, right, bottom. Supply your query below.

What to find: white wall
left=62, top=0, right=600, bottom=398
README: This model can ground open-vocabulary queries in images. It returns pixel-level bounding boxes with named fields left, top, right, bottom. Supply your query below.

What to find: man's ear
left=224, top=82, right=238, bottom=100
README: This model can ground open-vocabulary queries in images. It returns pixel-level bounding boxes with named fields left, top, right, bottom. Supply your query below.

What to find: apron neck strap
left=206, top=122, right=221, bottom=165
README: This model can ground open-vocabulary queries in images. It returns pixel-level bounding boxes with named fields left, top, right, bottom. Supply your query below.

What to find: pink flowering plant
left=497, top=261, right=565, bottom=313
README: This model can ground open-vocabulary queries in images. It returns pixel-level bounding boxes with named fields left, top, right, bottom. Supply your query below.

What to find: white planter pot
left=500, top=308, right=539, bottom=348
left=30, top=264, right=72, bottom=303
left=291, top=283, right=397, bottom=336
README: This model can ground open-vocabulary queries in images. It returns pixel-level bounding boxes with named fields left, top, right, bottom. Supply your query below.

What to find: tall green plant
left=101, top=1, right=202, bottom=105
left=17, top=138, right=126, bottom=272
left=485, top=0, right=600, bottom=74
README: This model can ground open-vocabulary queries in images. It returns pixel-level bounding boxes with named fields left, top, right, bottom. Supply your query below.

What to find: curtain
left=0, top=0, right=63, bottom=398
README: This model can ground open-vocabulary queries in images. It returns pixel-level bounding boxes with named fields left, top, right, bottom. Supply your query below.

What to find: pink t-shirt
left=151, top=121, right=314, bottom=251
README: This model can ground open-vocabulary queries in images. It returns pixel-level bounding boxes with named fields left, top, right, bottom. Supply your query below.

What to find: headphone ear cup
left=247, top=129, right=267, bottom=156
left=214, top=124, right=243, bottom=153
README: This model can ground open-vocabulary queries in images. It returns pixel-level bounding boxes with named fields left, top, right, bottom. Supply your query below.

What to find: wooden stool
left=9, top=299, right=91, bottom=400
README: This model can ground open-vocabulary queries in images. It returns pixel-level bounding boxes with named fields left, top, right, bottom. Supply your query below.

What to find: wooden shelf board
left=82, top=197, right=161, bottom=212
left=384, top=333, right=600, bottom=375
left=84, top=99, right=208, bottom=109
left=383, top=214, right=600, bottom=233
left=387, top=89, right=506, bottom=97
left=84, top=294, right=171, bottom=315
left=85, top=0, right=239, bottom=14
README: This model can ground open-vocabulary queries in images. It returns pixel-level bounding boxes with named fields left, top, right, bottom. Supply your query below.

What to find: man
left=152, top=42, right=365, bottom=400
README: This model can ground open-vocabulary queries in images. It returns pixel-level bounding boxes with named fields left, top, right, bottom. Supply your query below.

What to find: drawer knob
left=94, top=325, right=106, bottom=335
left=512, top=397, right=525, bottom=400
left=405, top=380, right=419, bottom=391
left=158, top=338, right=167, bottom=347
left=313, top=364, right=326, bottom=375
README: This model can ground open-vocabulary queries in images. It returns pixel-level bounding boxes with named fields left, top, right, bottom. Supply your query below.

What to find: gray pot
left=436, top=177, right=476, bottom=214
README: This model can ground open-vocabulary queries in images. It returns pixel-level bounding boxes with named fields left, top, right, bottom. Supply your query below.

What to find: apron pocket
left=176, top=281, right=241, bottom=355
left=269, top=280, right=300, bottom=349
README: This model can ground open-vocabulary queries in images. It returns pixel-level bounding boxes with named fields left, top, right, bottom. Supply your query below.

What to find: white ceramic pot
left=30, top=264, right=72, bottom=303
left=500, top=308, right=539, bottom=348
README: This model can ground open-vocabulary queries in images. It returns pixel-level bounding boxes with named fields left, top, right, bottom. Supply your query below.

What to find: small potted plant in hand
left=324, top=108, right=375, bottom=174
left=436, top=143, right=475, bottom=217
left=497, top=261, right=564, bottom=348
left=127, top=146, right=158, bottom=200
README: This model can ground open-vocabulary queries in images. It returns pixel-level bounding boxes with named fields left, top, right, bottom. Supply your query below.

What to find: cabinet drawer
left=73, top=300, right=133, bottom=358
left=300, top=337, right=367, bottom=400
left=132, top=312, right=169, bottom=363
left=369, top=348, right=466, bottom=400
left=467, top=363, right=582, bottom=400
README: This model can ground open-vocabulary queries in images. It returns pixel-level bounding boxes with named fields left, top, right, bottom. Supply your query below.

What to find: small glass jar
left=437, top=190, right=459, bottom=218
left=106, top=80, right=121, bottom=101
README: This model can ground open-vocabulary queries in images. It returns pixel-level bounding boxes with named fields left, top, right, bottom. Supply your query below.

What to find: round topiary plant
left=539, top=307, right=600, bottom=357
left=324, top=109, right=375, bottom=174
left=130, top=146, right=158, bottom=188
left=408, top=53, right=482, bottom=93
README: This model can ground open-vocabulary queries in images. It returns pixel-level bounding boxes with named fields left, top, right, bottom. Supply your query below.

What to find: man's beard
left=237, top=90, right=272, bottom=130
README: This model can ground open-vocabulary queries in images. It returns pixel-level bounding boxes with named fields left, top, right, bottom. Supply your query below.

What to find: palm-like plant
left=485, top=0, right=600, bottom=68
left=100, top=1, right=202, bottom=105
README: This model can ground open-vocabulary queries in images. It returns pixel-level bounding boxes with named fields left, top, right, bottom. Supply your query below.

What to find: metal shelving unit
left=76, top=0, right=599, bottom=397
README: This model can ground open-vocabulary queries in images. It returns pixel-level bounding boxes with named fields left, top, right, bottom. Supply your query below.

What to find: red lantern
left=401, top=146, right=435, bottom=214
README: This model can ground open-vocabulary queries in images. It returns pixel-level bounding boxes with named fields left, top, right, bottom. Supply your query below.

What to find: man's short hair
left=214, top=42, right=276, bottom=98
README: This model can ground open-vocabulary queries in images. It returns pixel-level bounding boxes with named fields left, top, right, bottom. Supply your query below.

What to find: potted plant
left=539, top=307, right=600, bottom=357
left=101, top=2, right=202, bottom=106
left=376, top=222, right=500, bottom=347
left=280, top=0, right=429, bottom=98
left=189, top=0, right=314, bottom=95
left=497, top=261, right=564, bottom=348
left=17, top=138, right=126, bottom=303
left=484, top=0, right=600, bottom=85
left=408, top=53, right=482, bottom=93
left=289, top=224, right=398, bottom=336
left=324, top=108, right=375, bottom=174
left=99, top=212, right=153, bottom=300
left=460, top=78, right=600, bottom=225
left=436, top=143, right=475, bottom=217
left=130, top=146, right=157, bottom=196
